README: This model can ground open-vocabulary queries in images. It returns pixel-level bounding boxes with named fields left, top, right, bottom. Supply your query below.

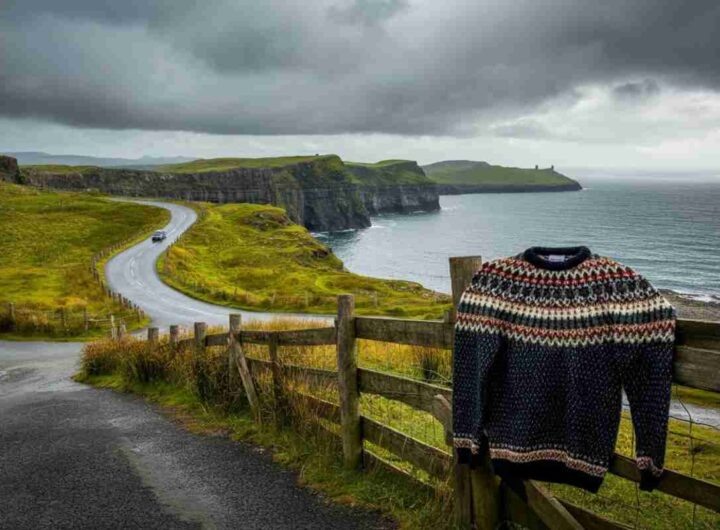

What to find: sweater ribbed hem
left=492, top=459, right=604, bottom=493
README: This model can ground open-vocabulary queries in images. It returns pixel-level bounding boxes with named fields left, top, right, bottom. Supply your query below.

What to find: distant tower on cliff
left=535, top=164, right=538, bottom=170
left=550, top=165, right=554, bottom=171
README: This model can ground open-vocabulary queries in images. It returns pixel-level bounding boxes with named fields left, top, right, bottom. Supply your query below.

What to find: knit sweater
left=452, top=246, right=676, bottom=492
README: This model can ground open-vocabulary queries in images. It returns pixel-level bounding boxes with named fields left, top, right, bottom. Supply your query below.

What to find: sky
left=2, top=0, right=720, bottom=171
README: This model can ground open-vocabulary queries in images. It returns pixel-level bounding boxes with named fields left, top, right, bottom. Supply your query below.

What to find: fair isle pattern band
left=489, top=446, right=608, bottom=477
left=637, top=456, right=663, bottom=477
left=454, top=437, right=481, bottom=454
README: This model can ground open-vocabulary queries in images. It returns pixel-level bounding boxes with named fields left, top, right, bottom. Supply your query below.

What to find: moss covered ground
left=158, top=202, right=451, bottom=319
left=0, top=181, right=169, bottom=339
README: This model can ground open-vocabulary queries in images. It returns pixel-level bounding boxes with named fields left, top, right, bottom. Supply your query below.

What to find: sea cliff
left=10, top=155, right=442, bottom=232
left=347, top=160, right=440, bottom=215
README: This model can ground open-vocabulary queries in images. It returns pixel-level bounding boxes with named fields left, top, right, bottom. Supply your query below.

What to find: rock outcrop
left=347, top=160, right=440, bottom=215
left=436, top=182, right=582, bottom=194
left=0, top=155, right=20, bottom=183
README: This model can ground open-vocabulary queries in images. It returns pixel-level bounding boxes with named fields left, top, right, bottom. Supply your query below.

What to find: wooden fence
left=138, top=256, right=719, bottom=529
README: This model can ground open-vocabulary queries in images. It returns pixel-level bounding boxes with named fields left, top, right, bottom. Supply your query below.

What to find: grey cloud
left=612, top=79, right=661, bottom=101
left=327, top=0, right=409, bottom=26
left=1, top=1, right=719, bottom=136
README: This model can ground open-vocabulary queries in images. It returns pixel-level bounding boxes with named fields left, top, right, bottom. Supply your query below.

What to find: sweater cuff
left=637, top=457, right=663, bottom=491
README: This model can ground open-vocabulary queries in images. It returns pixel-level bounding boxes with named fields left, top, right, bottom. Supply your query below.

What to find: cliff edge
left=423, top=160, right=582, bottom=194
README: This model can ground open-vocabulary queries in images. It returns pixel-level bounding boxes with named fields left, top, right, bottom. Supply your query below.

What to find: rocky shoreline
left=661, top=289, right=720, bottom=321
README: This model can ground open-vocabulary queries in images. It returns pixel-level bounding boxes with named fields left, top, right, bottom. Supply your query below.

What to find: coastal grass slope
left=346, top=160, right=435, bottom=186
left=0, top=181, right=169, bottom=339
left=158, top=202, right=451, bottom=318
left=423, top=160, right=581, bottom=191
left=154, top=155, right=340, bottom=173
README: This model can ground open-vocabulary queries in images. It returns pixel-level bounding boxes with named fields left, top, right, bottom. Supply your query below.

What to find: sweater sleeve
left=452, top=275, right=502, bottom=464
left=619, top=286, right=676, bottom=491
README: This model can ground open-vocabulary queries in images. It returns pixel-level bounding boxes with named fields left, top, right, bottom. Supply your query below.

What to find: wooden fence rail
left=139, top=255, right=720, bottom=530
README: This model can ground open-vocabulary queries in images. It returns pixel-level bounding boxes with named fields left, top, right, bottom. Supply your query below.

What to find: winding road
left=0, top=199, right=382, bottom=530
left=106, top=199, right=329, bottom=330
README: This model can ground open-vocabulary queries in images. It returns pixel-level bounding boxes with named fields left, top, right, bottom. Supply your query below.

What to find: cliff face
left=0, top=155, right=20, bottom=183
left=19, top=156, right=372, bottom=232
left=436, top=182, right=582, bottom=195
left=347, top=160, right=440, bottom=215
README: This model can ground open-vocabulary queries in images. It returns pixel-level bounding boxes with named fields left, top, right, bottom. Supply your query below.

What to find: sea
left=316, top=176, right=720, bottom=302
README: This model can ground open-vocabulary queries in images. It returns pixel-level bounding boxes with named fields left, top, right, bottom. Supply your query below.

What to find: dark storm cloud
left=1, top=0, right=719, bottom=136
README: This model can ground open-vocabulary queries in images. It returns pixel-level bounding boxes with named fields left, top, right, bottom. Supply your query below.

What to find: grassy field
left=20, top=164, right=99, bottom=175
left=346, top=160, right=435, bottom=186
left=157, top=202, right=451, bottom=319
left=154, top=155, right=336, bottom=173
left=423, top=160, right=579, bottom=187
left=77, top=318, right=720, bottom=530
left=0, top=181, right=169, bottom=339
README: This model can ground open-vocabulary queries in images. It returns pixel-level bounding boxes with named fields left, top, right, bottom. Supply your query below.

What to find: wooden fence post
left=147, top=327, right=159, bottom=345
left=169, top=325, right=179, bottom=349
left=59, top=308, right=67, bottom=333
left=229, top=314, right=260, bottom=420
left=268, top=332, right=287, bottom=425
left=118, top=319, right=127, bottom=338
left=110, top=314, right=116, bottom=339
left=7, top=302, right=16, bottom=326
left=83, top=307, right=89, bottom=332
left=194, top=322, right=207, bottom=354
left=336, top=294, right=361, bottom=470
left=449, top=256, right=500, bottom=530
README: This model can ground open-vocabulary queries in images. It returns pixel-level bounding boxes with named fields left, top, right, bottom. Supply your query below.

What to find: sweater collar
left=523, top=246, right=591, bottom=271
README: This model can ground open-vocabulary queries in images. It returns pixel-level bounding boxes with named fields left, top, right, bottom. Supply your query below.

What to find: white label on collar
left=547, top=254, right=566, bottom=262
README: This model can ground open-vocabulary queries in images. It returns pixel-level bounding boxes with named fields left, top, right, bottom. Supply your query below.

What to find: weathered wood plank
left=268, top=333, right=287, bottom=424
left=361, top=416, right=452, bottom=479
left=522, top=481, right=583, bottom=530
left=240, top=330, right=271, bottom=344
left=276, top=327, right=336, bottom=346
left=363, top=450, right=439, bottom=497
left=281, top=364, right=337, bottom=388
left=676, top=318, right=720, bottom=351
left=559, top=501, right=632, bottom=530
left=289, top=392, right=341, bottom=423
left=355, top=316, right=453, bottom=349
left=205, top=332, right=228, bottom=347
left=337, top=294, right=362, bottom=470
left=673, top=346, right=720, bottom=392
left=229, top=314, right=259, bottom=420
left=177, top=337, right=194, bottom=349
left=609, top=454, right=720, bottom=513
left=358, top=368, right=452, bottom=414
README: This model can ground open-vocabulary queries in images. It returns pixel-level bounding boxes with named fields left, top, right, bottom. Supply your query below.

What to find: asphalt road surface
left=0, top=340, right=391, bottom=529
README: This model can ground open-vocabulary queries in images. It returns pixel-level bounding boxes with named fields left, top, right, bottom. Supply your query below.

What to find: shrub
left=80, top=338, right=123, bottom=376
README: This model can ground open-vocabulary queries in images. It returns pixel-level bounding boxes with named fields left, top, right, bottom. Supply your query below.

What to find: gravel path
left=0, top=340, right=392, bottom=529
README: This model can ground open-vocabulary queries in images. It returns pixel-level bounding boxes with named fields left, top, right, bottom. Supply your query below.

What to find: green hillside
left=346, top=159, right=433, bottom=186
left=155, top=155, right=339, bottom=173
left=0, top=181, right=168, bottom=338
left=158, top=202, right=450, bottom=319
left=422, top=160, right=579, bottom=188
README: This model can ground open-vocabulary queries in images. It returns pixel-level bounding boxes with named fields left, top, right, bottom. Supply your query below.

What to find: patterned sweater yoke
left=452, top=246, right=676, bottom=493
